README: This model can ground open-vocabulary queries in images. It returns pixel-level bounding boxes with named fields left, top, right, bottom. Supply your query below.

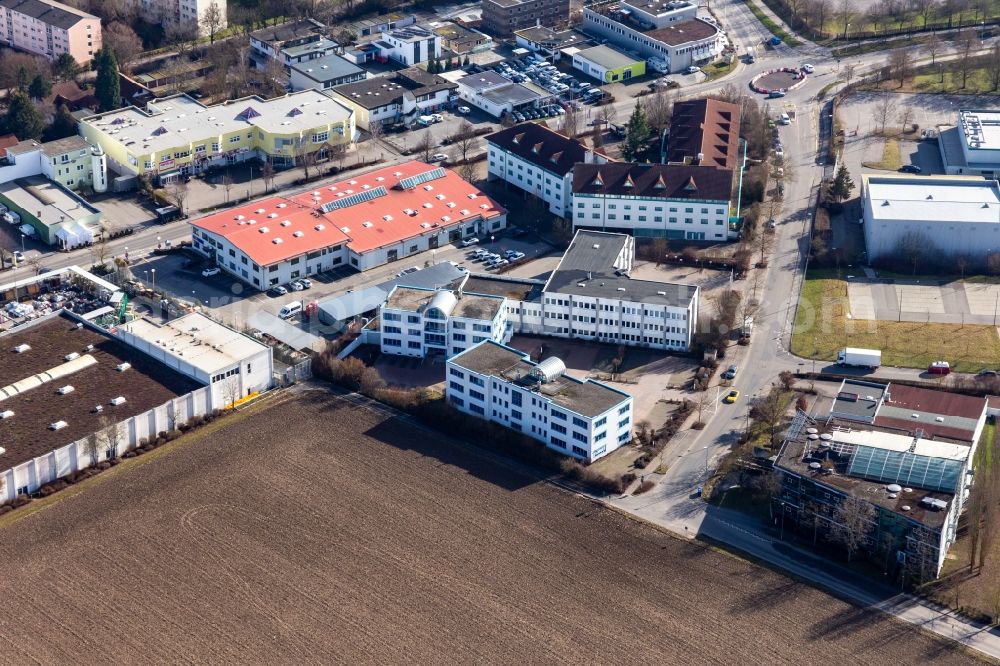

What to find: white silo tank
left=91, top=144, right=108, bottom=193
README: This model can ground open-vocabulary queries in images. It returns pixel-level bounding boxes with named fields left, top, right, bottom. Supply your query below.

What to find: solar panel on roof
left=319, top=185, right=387, bottom=212
left=846, top=445, right=964, bottom=494
left=397, top=167, right=446, bottom=190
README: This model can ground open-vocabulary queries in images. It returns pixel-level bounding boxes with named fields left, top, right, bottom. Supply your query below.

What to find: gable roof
left=486, top=122, right=607, bottom=177
left=668, top=98, right=741, bottom=170
left=572, top=163, right=733, bottom=201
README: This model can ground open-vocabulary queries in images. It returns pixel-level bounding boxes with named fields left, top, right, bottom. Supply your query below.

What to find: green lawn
left=909, top=68, right=1000, bottom=95
left=791, top=271, right=1000, bottom=372
left=702, top=58, right=736, bottom=83
left=861, top=138, right=901, bottom=171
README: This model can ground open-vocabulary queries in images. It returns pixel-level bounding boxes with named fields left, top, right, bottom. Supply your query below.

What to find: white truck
left=837, top=347, right=881, bottom=369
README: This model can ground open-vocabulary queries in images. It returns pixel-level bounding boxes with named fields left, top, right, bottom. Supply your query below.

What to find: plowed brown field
left=0, top=389, right=986, bottom=664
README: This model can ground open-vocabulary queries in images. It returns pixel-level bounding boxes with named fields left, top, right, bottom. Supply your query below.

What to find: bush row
left=312, top=354, right=626, bottom=494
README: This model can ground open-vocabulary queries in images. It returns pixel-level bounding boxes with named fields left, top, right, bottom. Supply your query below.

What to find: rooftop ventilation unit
left=281, top=220, right=291, bottom=227
left=110, top=396, right=127, bottom=406
left=64, top=352, right=79, bottom=361
left=617, top=287, right=626, bottom=292
left=75, top=323, right=83, bottom=329
left=315, top=224, right=325, bottom=231
left=84, top=344, right=94, bottom=352
left=293, top=231, right=304, bottom=237
left=13, top=344, right=30, bottom=353
left=93, top=405, right=103, bottom=413
left=116, top=362, right=131, bottom=372
left=50, top=420, right=68, bottom=431
left=0, top=410, right=13, bottom=419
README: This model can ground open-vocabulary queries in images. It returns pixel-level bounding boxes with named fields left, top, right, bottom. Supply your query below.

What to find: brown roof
left=668, top=98, right=741, bottom=170
left=873, top=383, right=987, bottom=442
left=572, top=162, right=733, bottom=201
left=0, top=134, right=18, bottom=151
left=486, top=122, right=610, bottom=177
left=646, top=18, right=718, bottom=46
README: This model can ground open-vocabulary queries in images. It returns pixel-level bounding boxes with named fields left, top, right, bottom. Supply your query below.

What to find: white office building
left=446, top=340, right=634, bottom=462
left=572, top=163, right=736, bottom=241
left=454, top=71, right=547, bottom=119
left=582, top=0, right=723, bottom=73
left=486, top=122, right=611, bottom=217
left=861, top=174, right=1000, bottom=263
left=111, top=312, right=273, bottom=407
left=939, top=109, right=1000, bottom=178
left=376, top=26, right=441, bottom=66
left=379, top=286, right=512, bottom=357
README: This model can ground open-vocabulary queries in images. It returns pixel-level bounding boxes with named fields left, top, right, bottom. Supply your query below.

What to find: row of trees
left=774, top=0, right=998, bottom=39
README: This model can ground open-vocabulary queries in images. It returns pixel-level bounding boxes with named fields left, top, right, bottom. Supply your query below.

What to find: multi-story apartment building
left=446, top=340, right=633, bottom=461
left=774, top=381, right=990, bottom=581
left=432, top=22, right=493, bottom=55
left=481, top=0, right=570, bottom=37
left=125, top=0, right=226, bottom=37
left=486, top=122, right=611, bottom=217
left=377, top=26, right=441, bottom=66
left=379, top=286, right=512, bottom=357
left=79, top=91, right=355, bottom=182
left=39, top=135, right=103, bottom=191
left=249, top=19, right=334, bottom=70
left=582, top=0, right=723, bottom=73
left=329, top=68, right=456, bottom=130
left=572, top=163, right=736, bottom=240
left=666, top=98, right=741, bottom=168
left=0, top=0, right=100, bottom=65
left=189, top=161, right=506, bottom=289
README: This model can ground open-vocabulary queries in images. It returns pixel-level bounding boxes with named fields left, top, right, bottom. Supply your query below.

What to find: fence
left=0, top=385, right=215, bottom=503
left=274, top=357, right=313, bottom=386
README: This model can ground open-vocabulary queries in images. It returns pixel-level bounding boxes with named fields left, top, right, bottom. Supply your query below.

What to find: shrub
left=635, top=453, right=653, bottom=468
left=12, top=495, right=31, bottom=508
left=560, top=460, right=624, bottom=494
left=635, top=480, right=655, bottom=495
left=621, top=472, right=637, bottom=486
left=0, top=505, right=12, bottom=516
left=796, top=394, right=808, bottom=412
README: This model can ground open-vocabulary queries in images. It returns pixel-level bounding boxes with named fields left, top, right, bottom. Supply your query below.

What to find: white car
left=12, top=250, right=24, bottom=263
left=201, top=267, right=221, bottom=277
left=299, top=278, right=313, bottom=289
left=397, top=266, right=420, bottom=278
left=431, top=153, right=448, bottom=162
left=460, top=237, right=480, bottom=247
left=457, top=106, right=471, bottom=114
left=802, top=63, right=815, bottom=73
left=290, top=280, right=305, bottom=291
left=431, top=113, right=443, bottom=123
left=685, top=65, right=701, bottom=74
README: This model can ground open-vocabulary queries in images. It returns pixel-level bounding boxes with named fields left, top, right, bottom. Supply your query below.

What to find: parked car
left=299, top=278, right=313, bottom=289
left=685, top=65, right=701, bottom=74
left=270, top=285, right=288, bottom=296
left=201, top=266, right=221, bottom=277
left=899, top=164, right=923, bottom=173
left=397, top=266, right=420, bottom=278
left=509, top=251, right=525, bottom=261
left=722, top=364, right=739, bottom=380
left=290, top=280, right=305, bottom=291
left=977, top=369, right=998, bottom=377
left=457, top=106, right=471, bottom=114
left=928, top=360, right=951, bottom=375
left=431, top=152, right=448, bottom=162
left=12, top=250, right=24, bottom=263
left=461, top=237, right=480, bottom=247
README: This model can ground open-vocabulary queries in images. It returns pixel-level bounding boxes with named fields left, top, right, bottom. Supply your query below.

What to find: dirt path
left=0, top=389, right=987, bottom=664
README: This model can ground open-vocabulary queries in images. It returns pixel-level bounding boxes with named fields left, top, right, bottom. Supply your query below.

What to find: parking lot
left=847, top=278, right=1000, bottom=325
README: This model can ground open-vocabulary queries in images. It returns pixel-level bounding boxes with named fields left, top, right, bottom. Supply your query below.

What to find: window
left=453, top=321, right=466, bottom=329
left=407, top=341, right=421, bottom=349
left=595, top=416, right=607, bottom=427
left=572, top=445, right=588, bottom=457
left=551, top=410, right=566, bottom=421
left=618, top=417, right=630, bottom=429
left=511, top=391, right=522, bottom=406
left=572, top=417, right=587, bottom=429
left=572, top=431, right=587, bottom=443
left=383, top=313, right=401, bottom=321
left=469, top=389, right=485, bottom=401
left=511, top=409, right=522, bottom=421
left=551, top=437, right=566, bottom=449
left=384, top=325, right=401, bottom=334
left=384, top=338, right=401, bottom=347
left=470, top=403, right=484, bottom=415
left=408, top=315, right=419, bottom=323
left=312, top=131, right=329, bottom=143
left=449, top=368, right=464, bottom=379
left=469, top=376, right=484, bottom=387
left=551, top=423, right=567, bottom=434
left=594, top=431, right=607, bottom=442
left=452, top=333, right=467, bottom=342
left=619, top=405, right=629, bottom=415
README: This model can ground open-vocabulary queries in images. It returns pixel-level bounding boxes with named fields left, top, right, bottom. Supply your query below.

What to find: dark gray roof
left=316, top=263, right=466, bottom=323
left=572, top=162, right=733, bottom=202
left=457, top=71, right=509, bottom=91
left=482, top=84, right=542, bottom=106
left=486, top=122, right=597, bottom=177
left=450, top=341, right=631, bottom=417
left=331, top=68, right=456, bottom=110
left=290, top=54, right=364, bottom=83
left=250, top=18, right=326, bottom=45
left=831, top=379, right=888, bottom=421
left=0, top=0, right=93, bottom=29
left=544, top=230, right=698, bottom=306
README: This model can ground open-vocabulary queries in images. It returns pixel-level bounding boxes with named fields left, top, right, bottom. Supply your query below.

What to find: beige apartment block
left=0, top=0, right=100, bottom=65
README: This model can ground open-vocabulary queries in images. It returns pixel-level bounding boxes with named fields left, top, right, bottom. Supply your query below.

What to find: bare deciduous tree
left=83, top=432, right=100, bottom=467
left=954, top=31, right=977, bottom=89
left=98, top=415, right=122, bottom=459
left=895, top=230, right=932, bottom=274
left=642, top=88, right=674, bottom=131
left=831, top=496, right=876, bottom=561
left=367, top=119, right=383, bottom=147
left=201, top=1, right=224, bottom=44
left=415, top=132, right=434, bottom=163
left=989, top=43, right=1000, bottom=91
left=923, top=33, right=943, bottom=65
left=90, top=235, right=110, bottom=270
left=102, top=21, right=143, bottom=73
left=562, top=104, right=579, bottom=139
left=887, top=48, right=911, bottom=88
left=873, top=92, right=897, bottom=135
left=261, top=160, right=275, bottom=192
left=458, top=161, right=477, bottom=184
left=222, top=375, right=242, bottom=409
left=454, top=119, right=476, bottom=163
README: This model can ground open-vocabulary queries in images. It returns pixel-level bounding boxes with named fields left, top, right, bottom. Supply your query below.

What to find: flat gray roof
left=544, top=230, right=698, bottom=306
left=450, top=341, right=630, bottom=417
left=831, top=379, right=887, bottom=421
left=576, top=44, right=641, bottom=70
left=291, top=54, right=365, bottom=82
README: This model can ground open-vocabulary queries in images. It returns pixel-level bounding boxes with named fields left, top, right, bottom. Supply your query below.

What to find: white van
left=779, top=112, right=791, bottom=125
left=279, top=301, right=302, bottom=319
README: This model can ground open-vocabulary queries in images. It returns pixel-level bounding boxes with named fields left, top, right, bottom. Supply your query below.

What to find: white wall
left=862, top=196, right=1000, bottom=262
left=581, top=9, right=722, bottom=72
left=573, top=193, right=731, bottom=240
left=487, top=144, right=572, bottom=216
left=0, top=385, right=215, bottom=502
left=0, top=148, right=42, bottom=185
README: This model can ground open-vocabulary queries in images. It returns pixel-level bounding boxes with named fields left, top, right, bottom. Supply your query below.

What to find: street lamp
left=20, top=233, right=25, bottom=253
left=151, top=268, right=156, bottom=290
left=157, top=235, right=162, bottom=249
left=123, top=246, right=129, bottom=263
left=845, top=22, right=851, bottom=40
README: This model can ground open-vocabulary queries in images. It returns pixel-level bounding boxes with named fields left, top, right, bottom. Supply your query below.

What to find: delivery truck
left=836, top=347, right=881, bottom=369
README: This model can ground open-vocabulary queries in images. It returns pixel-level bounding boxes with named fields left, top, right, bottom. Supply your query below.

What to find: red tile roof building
left=190, top=161, right=506, bottom=289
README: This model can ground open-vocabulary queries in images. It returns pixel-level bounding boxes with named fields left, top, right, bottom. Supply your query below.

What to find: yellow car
left=724, top=389, right=740, bottom=404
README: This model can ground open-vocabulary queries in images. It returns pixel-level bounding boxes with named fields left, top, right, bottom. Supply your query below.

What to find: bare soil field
left=0, top=388, right=987, bottom=665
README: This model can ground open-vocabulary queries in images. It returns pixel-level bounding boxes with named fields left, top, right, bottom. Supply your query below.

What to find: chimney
left=584, top=149, right=595, bottom=164
left=695, top=152, right=704, bottom=164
